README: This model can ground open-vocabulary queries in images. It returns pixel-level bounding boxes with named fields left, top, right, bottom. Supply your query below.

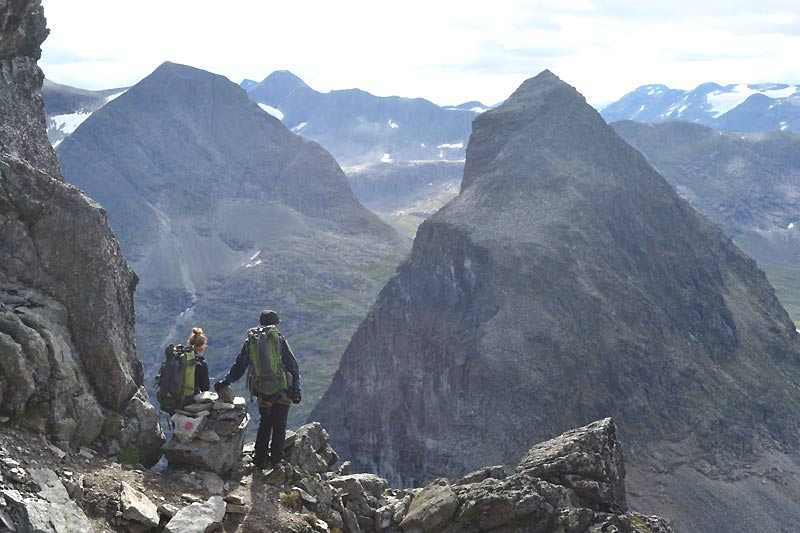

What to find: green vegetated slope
left=346, top=160, right=463, bottom=238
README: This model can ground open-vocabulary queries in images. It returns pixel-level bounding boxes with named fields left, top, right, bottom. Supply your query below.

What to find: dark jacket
left=220, top=330, right=301, bottom=391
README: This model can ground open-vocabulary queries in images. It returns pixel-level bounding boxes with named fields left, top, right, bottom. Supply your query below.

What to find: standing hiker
left=214, top=310, right=301, bottom=468
left=187, top=327, right=210, bottom=394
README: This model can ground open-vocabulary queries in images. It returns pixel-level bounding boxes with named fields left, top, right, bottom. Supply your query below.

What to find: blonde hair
left=188, top=327, right=207, bottom=349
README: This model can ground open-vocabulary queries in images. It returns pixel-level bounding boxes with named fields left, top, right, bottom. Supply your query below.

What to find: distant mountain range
left=242, top=70, right=484, bottom=165
left=603, top=82, right=800, bottom=133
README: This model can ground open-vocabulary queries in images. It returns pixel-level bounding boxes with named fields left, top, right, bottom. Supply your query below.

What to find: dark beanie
left=260, top=309, right=280, bottom=326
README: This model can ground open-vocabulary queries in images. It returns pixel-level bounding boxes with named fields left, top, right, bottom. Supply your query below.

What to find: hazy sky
left=39, top=0, right=800, bottom=107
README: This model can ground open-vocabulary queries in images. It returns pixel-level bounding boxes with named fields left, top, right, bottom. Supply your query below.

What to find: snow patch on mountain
left=258, top=103, right=284, bottom=121
left=381, top=153, right=393, bottom=163
left=690, top=84, right=798, bottom=118
left=105, top=90, right=126, bottom=103
left=387, top=119, right=399, bottom=129
left=50, top=111, right=92, bottom=136
left=292, top=122, right=308, bottom=132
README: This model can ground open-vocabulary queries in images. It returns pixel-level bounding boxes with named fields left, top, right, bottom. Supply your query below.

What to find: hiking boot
left=271, top=458, right=288, bottom=469
left=253, top=455, right=270, bottom=469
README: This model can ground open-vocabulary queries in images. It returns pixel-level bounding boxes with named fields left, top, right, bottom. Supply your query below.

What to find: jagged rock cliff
left=314, top=71, right=800, bottom=532
left=0, top=0, right=162, bottom=462
left=56, top=62, right=406, bottom=423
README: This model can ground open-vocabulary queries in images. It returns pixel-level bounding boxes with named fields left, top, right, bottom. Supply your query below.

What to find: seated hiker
left=187, top=327, right=210, bottom=394
left=215, top=309, right=301, bottom=469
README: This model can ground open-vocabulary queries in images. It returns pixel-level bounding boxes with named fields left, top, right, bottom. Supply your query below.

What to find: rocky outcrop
left=1, top=416, right=669, bottom=532
left=57, top=60, right=406, bottom=425
left=0, top=0, right=162, bottom=460
left=313, top=70, right=800, bottom=532
left=272, top=418, right=671, bottom=533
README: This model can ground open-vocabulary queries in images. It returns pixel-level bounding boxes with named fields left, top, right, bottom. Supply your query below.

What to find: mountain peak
left=150, top=61, right=218, bottom=81
left=488, top=69, right=584, bottom=119
left=461, top=69, right=598, bottom=192
left=260, top=69, right=310, bottom=90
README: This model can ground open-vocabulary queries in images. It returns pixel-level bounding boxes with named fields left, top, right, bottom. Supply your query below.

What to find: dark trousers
left=254, top=402, right=290, bottom=466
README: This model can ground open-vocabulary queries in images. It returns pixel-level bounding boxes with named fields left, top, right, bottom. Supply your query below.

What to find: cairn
left=162, top=391, right=250, bottom=474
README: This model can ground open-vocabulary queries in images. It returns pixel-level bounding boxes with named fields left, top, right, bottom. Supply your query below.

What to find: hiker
left=156, top=327, right=211, bottom=414
left=187, top=327, right=210, bottom=394
left=214, top=310, right=301, bottom=468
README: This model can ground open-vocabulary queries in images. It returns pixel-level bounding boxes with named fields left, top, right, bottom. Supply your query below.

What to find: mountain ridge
left=244, top=69, right=476, bottom=165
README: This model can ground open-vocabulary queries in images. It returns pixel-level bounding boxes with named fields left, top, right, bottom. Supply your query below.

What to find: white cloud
left=39, top=0, right=800, bottom=107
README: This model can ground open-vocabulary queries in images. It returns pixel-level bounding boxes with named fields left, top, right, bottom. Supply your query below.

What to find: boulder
left=286, top=423, right=339, bottom=473
left=165, top=496, right=226, bottom=533
left=398, top=479, right=457, bottom=532
left=119, top=481, right=159, bottom=527
left=2, top=469, right=92, bottom=533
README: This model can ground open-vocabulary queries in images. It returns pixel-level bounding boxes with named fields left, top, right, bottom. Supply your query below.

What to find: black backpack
left=155, top=344, right=196, bottom=414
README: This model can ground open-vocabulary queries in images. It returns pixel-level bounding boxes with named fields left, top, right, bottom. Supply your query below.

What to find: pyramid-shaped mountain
left=312, top=71, right=800, bottom=532
left=57, top=62, right=405, bottom=423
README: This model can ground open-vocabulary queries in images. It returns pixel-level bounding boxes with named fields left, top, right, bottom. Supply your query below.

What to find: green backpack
left=246, top=326, right=288, bottom=398
left=156, top=344, right=196, bottom=414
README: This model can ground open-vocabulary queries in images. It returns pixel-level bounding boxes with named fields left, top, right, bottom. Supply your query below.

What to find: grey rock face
left=57, top=61, right=405, bottom=425
left=313, top=70, right=800, bottom=532
left=0, top=0, right=163, bottom=458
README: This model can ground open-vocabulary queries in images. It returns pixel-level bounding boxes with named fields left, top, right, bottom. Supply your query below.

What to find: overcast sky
left=39, top=0, right=800, bottom=107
